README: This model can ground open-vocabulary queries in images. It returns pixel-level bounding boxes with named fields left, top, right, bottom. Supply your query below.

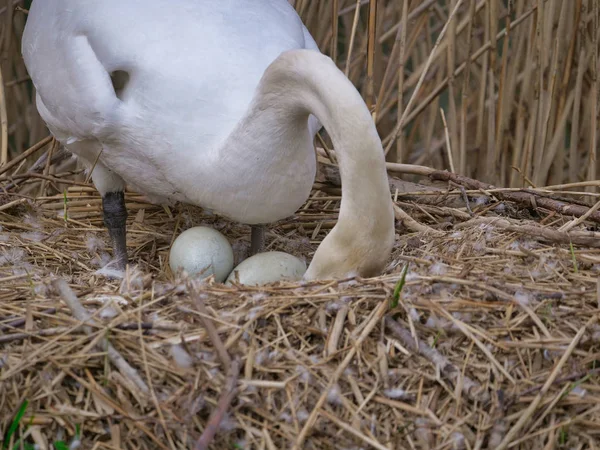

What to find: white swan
left=21, top=0, right=394, bottom=280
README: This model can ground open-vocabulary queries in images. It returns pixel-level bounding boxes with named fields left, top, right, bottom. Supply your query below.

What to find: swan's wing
left=23, top=0, right=316, bottom=148
left=22, top=1, right=122, bottom=143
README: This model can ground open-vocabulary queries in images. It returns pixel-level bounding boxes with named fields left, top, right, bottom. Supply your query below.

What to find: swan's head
left=303, top=217, right=395, bottom=280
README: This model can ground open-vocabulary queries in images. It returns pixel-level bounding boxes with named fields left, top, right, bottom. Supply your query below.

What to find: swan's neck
left=240, top=49, right=395, bottom=279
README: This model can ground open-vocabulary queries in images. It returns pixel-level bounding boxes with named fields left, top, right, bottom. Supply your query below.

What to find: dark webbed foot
left=102, top=191, right=128, bottom=269
left=250, top=225, right=265, bottom=256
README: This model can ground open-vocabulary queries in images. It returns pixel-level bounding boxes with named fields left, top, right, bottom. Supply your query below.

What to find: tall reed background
left=1, top=0, right=598, bottom=191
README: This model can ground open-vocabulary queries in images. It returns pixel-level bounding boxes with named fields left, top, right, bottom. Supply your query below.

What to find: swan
left=21, top=0, right=395, bottom=280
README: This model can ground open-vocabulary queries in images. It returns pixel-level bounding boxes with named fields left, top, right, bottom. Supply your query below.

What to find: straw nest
left=1, top=154, right=600, bottom=450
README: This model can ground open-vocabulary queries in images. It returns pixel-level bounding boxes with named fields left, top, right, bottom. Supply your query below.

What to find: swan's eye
left=110, top=70, right=130, bottom=100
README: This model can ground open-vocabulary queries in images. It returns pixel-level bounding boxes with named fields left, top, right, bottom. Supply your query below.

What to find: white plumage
left=22, top=0, right=395, bottom=280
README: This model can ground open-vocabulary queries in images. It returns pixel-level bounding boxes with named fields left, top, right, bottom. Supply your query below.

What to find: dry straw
left=1, top=1, right=600, bottom=449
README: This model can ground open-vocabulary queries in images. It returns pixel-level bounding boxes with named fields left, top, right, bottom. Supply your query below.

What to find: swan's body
left=23, top=0, right=320, bottom=222
left=22, top=0, right=395, bottom=279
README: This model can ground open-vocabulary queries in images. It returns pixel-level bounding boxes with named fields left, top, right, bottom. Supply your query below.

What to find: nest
left=2, top=165, right=600, bottom=450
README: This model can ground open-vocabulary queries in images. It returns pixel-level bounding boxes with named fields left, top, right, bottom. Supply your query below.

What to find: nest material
left=1, top=177, right=600, bottom=450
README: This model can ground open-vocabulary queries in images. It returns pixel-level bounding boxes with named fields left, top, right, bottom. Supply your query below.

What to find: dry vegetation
left=1, top=0, right=600, bottom=449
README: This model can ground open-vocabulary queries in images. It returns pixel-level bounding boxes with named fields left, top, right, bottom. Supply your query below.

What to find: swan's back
left=23, top=0, right=318, bottom=151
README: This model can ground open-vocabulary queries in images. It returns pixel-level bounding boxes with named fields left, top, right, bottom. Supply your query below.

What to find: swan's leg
left=83, top=158, right=129, bottom=269
left=250, top=225, right=265, bottom=255
left=102, top=191, right=128, bottom=269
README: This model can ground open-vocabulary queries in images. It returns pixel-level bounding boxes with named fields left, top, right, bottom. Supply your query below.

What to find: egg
left=226, top=251, right=306, bottom=286
left=169, top=226, right=234, bottom=282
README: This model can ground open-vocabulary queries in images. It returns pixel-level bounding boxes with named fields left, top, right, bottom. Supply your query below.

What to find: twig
left=3, top=147, right=70, bottom=192
left=325, top=305, right=349, bottom=356
left=504, top=367, right=600, bottom=411
left=430, top=170, right=600, bottom=224
left=0, top=197, right=27, bottom=211
left=320, top=409, right=388, bottom=450
left=558, top=197, right=600, bottom=232
left=494, top=316, right=596, bottom=450
left=189, top=280, right=241, bottom=450
left=0, top=57, right=7, bottom=167
left=52, top=279, right=150, bottom=395
left=0, top=322, right=182, bottom=344
left=439, top=108, right=455, bottom=173
left=393, top=204, right=445, bottom=236
left=385, top=316, right=489, bottom=403
left=1, top=172, right=89, bottom=189
left=194, top=358, right=240, bottom=450
left=0, top=136, right=53, bottom=176
left=30, top=145, right=68, bottom=174
left=114, top=322, right=182, bottom=331
left=189, top=281, right=232, bottom=372
left=0, top=327, right=72, bottom=344
left=449, top=181, right=474, bottom=216
left=455, top=216, right=600, bottom=248
left=0, top=308, right=57, bottom=331
left=293, top=300, right=388, bottom=449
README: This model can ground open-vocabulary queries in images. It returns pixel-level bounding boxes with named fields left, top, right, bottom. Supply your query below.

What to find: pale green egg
left=169, top=226, right=234, bottom=282
left=226, top=251, right=306, bottom=286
